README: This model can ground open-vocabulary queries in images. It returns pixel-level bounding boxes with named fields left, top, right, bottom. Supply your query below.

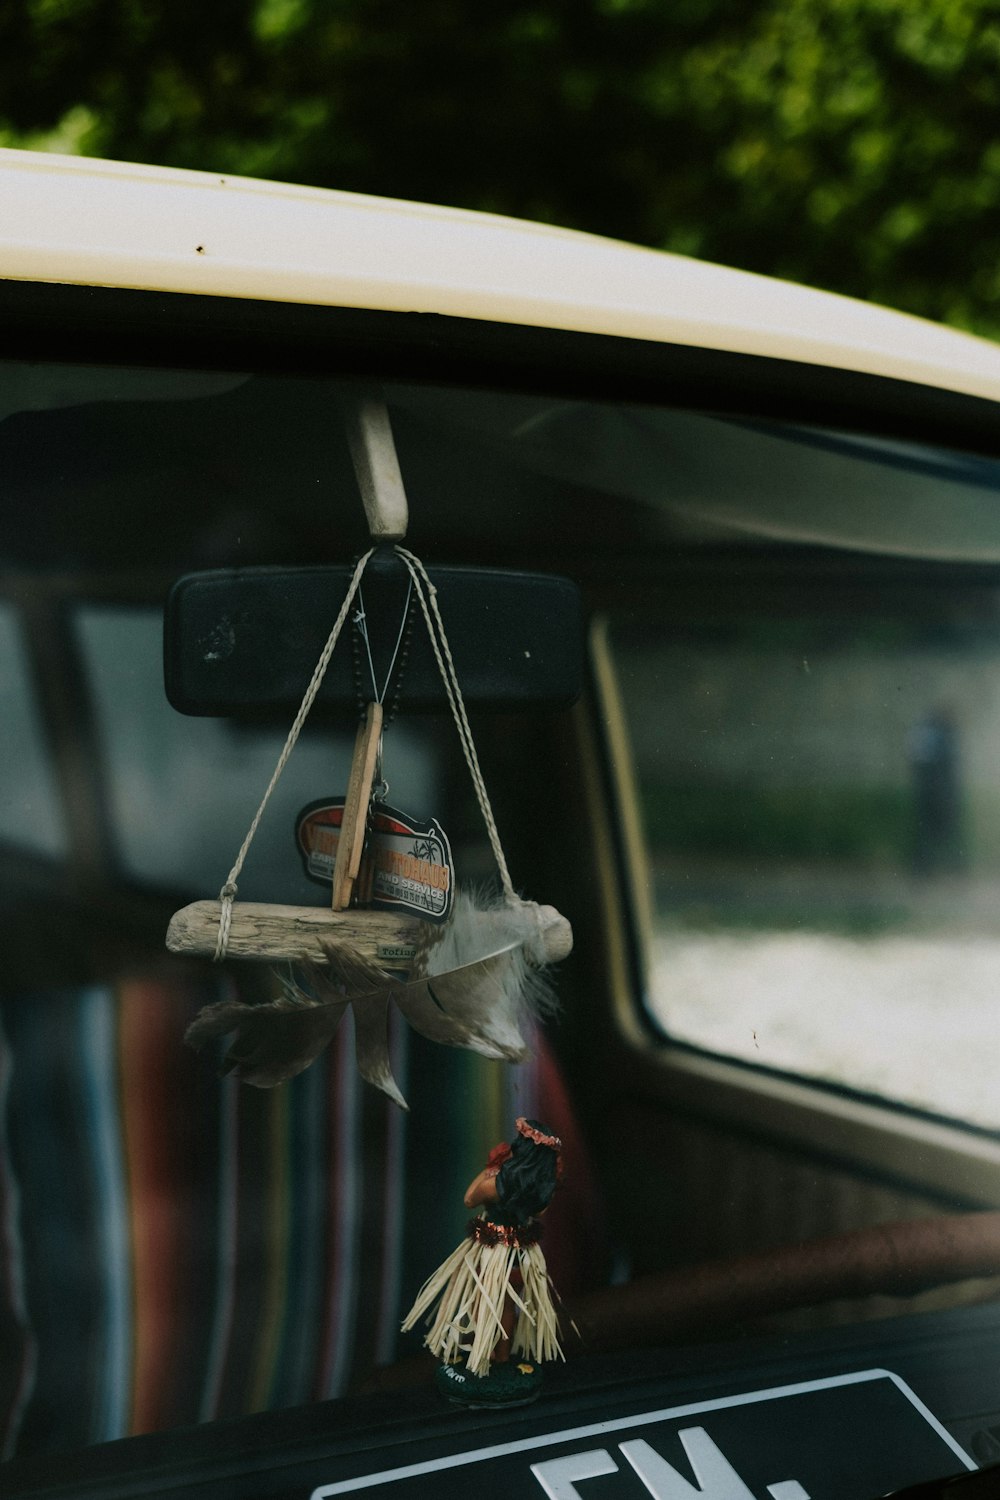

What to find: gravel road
left=649, top=928, right=1000, bottom=1130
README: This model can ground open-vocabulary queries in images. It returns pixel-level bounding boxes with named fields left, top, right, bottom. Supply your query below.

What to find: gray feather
left=392, top=944, right=530, bottom=1060
left=351, top=993, right=408, bottom=1109
left=184, top=995, right=347, bottom=1087
left=185, top=892, right=561, bottom=1101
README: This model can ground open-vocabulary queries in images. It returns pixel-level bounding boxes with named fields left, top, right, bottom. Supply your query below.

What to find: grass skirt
left=401, top=1218, right=563, bottom=1378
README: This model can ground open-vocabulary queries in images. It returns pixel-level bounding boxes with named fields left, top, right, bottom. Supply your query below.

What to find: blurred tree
left=1, top=0, right=999, bottom=335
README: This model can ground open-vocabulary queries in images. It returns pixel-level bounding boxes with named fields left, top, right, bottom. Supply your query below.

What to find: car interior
left=3, top=292, right=1000, bottom=1496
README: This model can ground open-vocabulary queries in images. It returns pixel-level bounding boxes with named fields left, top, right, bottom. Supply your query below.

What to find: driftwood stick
left=166, top=900, right=421, bottom=964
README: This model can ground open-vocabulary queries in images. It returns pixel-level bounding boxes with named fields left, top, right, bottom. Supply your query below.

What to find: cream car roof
left=3, top=146, right=1000, bottom=404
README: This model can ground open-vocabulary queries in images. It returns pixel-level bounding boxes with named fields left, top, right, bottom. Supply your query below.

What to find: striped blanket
left=0, top=976, right=603, bottom=1460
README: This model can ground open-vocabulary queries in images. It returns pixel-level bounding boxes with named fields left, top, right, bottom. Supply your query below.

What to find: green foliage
left=2, top=0, right=1000, bottom=334
left=641, top=779, right=914, bottom=865
left=673, top=0, right=1000, bottom=332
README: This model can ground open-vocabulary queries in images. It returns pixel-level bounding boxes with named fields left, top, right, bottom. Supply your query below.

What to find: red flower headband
left=484, top=1118, right=564, bottom=1181
left=515, top=1117, right=562, bottom=1151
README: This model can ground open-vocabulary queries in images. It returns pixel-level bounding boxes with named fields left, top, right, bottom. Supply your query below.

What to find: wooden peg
left=331, top=701, right=383, bottom=910
left=344, top=398, right=409, bottom=541
left=166, top=901, right=420, bottom=965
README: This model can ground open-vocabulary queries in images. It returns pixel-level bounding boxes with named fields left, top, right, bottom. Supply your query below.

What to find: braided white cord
left=214, top=547, right=375, bottom=959
left=394, top=546, right=516, bottom=903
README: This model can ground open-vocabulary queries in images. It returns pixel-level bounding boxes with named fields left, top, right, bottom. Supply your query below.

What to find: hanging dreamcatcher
left=167, top=401, right=574, bottom=1110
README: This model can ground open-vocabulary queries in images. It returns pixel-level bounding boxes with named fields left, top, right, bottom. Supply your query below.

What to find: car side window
left=610, top=564, right=1000, bottom=1131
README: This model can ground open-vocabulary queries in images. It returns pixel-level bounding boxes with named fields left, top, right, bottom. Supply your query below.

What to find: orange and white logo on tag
left=296, top=800, right=454, bottom=923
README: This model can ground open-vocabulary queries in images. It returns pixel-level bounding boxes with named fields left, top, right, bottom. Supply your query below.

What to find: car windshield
left=1, top=356, right=999, bottom=1490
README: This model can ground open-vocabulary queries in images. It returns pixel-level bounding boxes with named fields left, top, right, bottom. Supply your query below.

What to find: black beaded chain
left=349, top=564, right=416, bottom=727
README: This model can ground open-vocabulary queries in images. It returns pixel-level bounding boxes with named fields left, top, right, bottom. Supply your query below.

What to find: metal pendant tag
left=297, top=799, right=347, bottom=884
left=363, top=802, right=454, bottom=923
left=296, top=800, right=454, bottom=924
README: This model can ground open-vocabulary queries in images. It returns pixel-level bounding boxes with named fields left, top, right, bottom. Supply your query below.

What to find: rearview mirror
left=164, top=553, right=583, bottom=716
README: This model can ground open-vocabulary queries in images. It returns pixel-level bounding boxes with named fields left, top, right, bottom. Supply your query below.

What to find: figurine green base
left=435, top=1359, right=543, bottom=1407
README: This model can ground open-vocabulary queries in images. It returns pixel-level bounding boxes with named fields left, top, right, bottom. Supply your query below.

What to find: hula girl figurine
left=401, top=1117, right=564, bottom=1404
